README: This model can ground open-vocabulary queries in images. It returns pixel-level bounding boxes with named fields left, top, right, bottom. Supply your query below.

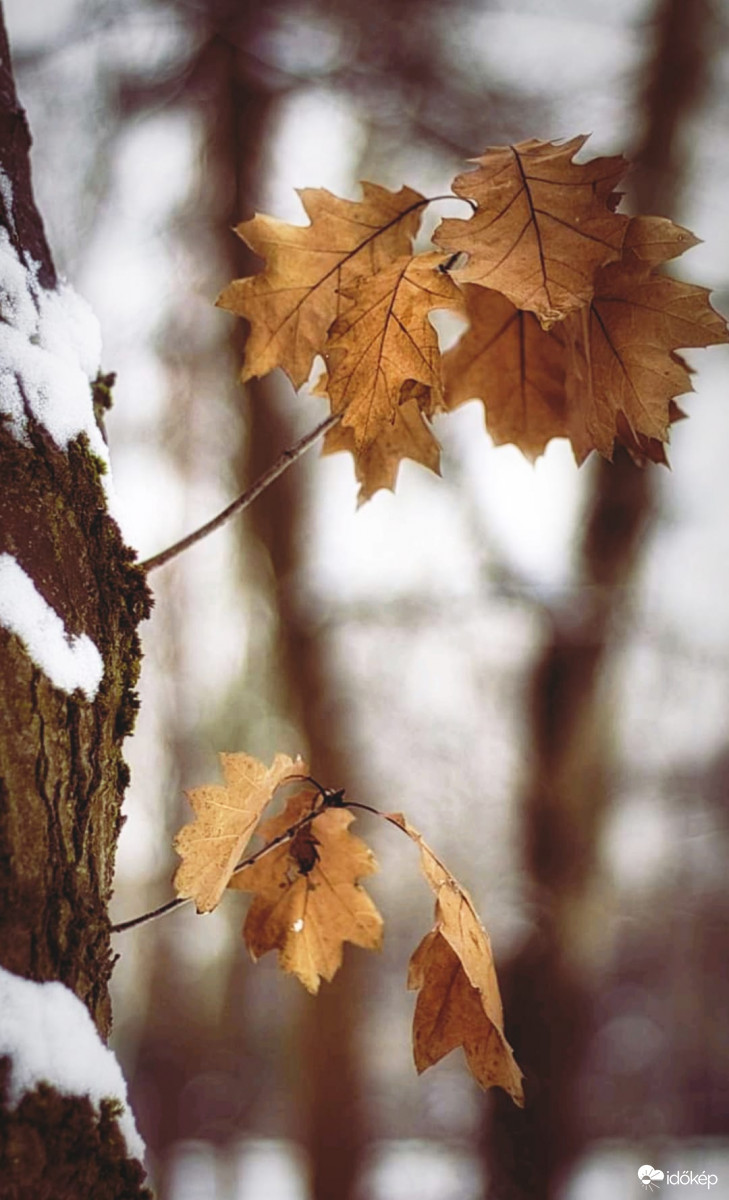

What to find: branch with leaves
left=217, top=134, right=727, bottom=500
left=139, top=135, right=726, bottom=571
left=121, top=134, right=728, bottom=1110
left=113, top=752, right=524, bottom=1106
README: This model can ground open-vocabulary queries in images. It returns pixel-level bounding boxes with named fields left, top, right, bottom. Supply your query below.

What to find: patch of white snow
left=0, top=553, right=104, bottom=699
left=0, top=169, right=16, bottom=235
left=0, top=965, right=145, bottom=1162
left=0, top=170, right=116, bottom=513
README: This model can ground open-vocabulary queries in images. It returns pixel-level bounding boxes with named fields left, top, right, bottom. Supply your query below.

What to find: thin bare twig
left=110, top=801, right=327, bottom=934
left=111, top=894, right=188, bottom=933
left=138, top=187, right=478, bottom=576
left=140, top=411, right=340, bottom=573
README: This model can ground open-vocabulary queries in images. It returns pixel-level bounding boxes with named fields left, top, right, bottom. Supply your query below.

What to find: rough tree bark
left=0, top=7, right=151, bottom=1195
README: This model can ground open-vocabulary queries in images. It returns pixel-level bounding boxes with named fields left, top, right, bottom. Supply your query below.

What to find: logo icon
left=638, top=1165, right=665, bottom=1191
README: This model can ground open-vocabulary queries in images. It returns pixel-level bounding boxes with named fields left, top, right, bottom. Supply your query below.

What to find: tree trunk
left=0, top=8, right=151, bottom=1194
left=193, top=14, right=370, bottom=1194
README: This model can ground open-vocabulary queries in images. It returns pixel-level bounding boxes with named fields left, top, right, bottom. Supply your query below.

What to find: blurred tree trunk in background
left=481, top=2, right=717, bottom=1196
left=244, top=380, right=370, bottom=1200
left=206, top=11, right=371, bottom=1198
left=117, top=8, right=280, bottom=1195
left=189, top=3, right=528, bottom=1195
left=0, top=7, right=150, bottom=1193
left=118, top=4, right=369, bottom=1193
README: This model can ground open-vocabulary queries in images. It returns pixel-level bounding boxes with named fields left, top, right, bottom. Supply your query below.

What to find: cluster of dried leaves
left=218, top=134, right=728, bottom=500
left=173, top=751, right=524, bottom=1105
left=194, top=137, right=729, bottom=1104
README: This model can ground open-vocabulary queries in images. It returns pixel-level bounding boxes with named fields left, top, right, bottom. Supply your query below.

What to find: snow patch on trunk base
left=0, top=965, right=145, bottom=1162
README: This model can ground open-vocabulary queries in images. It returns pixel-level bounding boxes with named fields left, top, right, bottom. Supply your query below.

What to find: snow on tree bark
left=0, top=9, right=151, bottom=1194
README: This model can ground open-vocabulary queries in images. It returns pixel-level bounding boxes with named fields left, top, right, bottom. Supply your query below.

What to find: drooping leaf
left=231, top=792, right=383, bottom=994
left=321, top=252, right=464, bottom=451
left=442, top=283, right=566, bottom=461
left=217, top=183, right=426, bottom=388
left=322, top=395, right=441, bottom=503
left=173, top=752, right=305, bottom=913
left=434, top=135, right=629, bottom=327
left=388, top=814, right=524, bottom=1104
left=563, top=215, right=729, bottom=463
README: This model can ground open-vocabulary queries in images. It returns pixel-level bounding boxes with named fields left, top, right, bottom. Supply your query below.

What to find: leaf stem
left=139, top=411, right=340, bottom=573
left=344, top=799, right=417, bottom=838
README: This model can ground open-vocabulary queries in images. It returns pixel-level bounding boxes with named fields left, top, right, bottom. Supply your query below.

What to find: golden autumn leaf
left=442, top=282, right=567, bottom=461
left=231, top=792, right=383, bottom=994
left=173, top=752, right=305, bottom=913
left=322, top=395, right=441, bottom=503
left=216, top=183, right=426, bottom=388
left=388, top=814, right=524, bottom=1105
left=563, top=215, right=729, bottom=463
left=433, top=135, right=628, bottom=327
left=321, top=252, right=464, bottom=451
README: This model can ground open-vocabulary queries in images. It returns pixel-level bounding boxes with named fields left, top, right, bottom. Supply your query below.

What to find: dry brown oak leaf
left=388, top=814, right=524, bottom=1105
left=444, top=217, right=728, bottom=464
left=174, top=752, right=305, bottom=913
left=216, top=183, right=426, bottom=389
left=320, top=252, right=464, bottom=451
left=443, top=281, right=567, bottom=462
left=563, top=215, right=729, bottom=463
left=230, top=791, right=383, bottom=994
left=433, top=135, right=629, bottom=328
left=322, top=393, right=441, bottom=502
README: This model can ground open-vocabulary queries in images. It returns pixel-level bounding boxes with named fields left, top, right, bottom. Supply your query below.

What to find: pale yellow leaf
left=173, top=751, right=305, bottom=913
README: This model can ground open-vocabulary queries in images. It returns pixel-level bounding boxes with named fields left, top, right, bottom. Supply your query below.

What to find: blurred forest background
left=5, top=0, right=729, bottom=1196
